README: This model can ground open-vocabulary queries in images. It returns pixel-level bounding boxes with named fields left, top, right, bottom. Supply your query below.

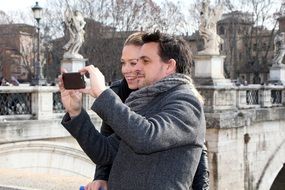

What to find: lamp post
left=31, top=2, right=46, bottom=86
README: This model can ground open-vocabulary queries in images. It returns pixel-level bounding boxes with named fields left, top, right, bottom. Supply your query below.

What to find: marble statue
left=198, top=0, right=223, bottom=55
left=272, top=32, right=285, bottom=65
left=63, top=9, right=86, bottom=59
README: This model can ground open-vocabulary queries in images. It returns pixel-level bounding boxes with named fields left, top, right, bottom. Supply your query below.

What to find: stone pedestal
left=269, top=64, right=285, bottom=85
left=194, top=54, right=232, bottom=86
left=31, top=86, right=54, bottom=120
left=61, top=58, right=87, bottom=72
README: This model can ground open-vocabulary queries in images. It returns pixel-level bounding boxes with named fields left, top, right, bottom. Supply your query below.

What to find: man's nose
left=135, top=59, right=143, bottom=70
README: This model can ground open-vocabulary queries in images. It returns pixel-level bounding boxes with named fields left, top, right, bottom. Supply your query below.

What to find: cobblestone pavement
left=0, top=168, right=92, bottom=190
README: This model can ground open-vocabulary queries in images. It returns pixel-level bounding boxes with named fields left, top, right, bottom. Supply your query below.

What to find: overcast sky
left=0, top=0, right=47, bottom=12
left=0, top=0, right=189, bottom=13
left=0, top=0, right=191, bottom=28
left=0, top=0, right=281, bottom=32
left=0, top=0, right=281, bottom=13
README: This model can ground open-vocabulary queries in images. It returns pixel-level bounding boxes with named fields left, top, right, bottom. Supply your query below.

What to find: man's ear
left=166, top=58, right=177, bottom=74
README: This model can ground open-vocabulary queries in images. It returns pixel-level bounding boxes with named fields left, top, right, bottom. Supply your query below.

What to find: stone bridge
left=0, top=85, right=284, bottom=190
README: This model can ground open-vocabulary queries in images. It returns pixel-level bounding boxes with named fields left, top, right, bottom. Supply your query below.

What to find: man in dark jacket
left=60, top=31, right=206, bottom=190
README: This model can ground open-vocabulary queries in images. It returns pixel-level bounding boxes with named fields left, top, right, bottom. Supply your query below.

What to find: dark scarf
left=117, top=78, right=137, bottom=103
left=125, top=73, right=195, bottom=112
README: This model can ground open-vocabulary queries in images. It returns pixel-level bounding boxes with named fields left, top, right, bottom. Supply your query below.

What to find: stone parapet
left=205, top=107, right=285, bottom=129
left=0, top=85, right=98, bottom=120
left=197, top=85, right=237, bottom=112
left=197, top=84, right=285, bottom=112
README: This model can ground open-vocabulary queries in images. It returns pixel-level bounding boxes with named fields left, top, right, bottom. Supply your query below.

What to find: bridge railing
left=0, top=85, right=94, bottom=120
left=1, top=84, right=284, bottom=120
left=237, top=84, right=284, bottom=108
left=0, top=91, right=32, bottom=115
left=197, top=84, right=285, bottom=112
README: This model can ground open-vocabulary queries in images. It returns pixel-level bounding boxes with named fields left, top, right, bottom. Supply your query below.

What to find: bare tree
left=157, top=0, right=187, bottom=34
left=0, top=11, right=13, bottom=24
left=217, top=0, right=281, bottom=82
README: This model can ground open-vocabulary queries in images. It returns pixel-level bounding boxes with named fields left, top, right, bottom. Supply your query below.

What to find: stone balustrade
left=0, top=85, right=101, bottom=145
left=0, top=84, right=284, bottom=121
left=0, top=85, right=95, bottom=120
left=197, top=84, right=285, bottom=112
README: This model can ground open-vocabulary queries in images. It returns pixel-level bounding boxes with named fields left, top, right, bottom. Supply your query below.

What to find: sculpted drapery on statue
left=198, top=0, right=223, bottom=55
left=272, top=32, right=285, bottom=65
left=63, top=9, right=86, bottom=59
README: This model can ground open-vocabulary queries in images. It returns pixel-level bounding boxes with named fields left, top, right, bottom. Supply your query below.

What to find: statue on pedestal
left=272, top=32, right=285, bottom=65
left=198, top=0, right=223, bottom=55
left=63, top=9, right=86, bottom=59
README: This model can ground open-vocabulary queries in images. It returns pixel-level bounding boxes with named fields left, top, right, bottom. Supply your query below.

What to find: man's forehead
left=140, top=42, right=159, bottom=55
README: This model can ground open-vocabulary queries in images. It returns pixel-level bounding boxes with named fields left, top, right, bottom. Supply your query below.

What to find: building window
left=219, top=26, right=225, bottom=35
left=253, top=43, right=257, bottom=51
left=262, top=43, right=267, bottom=51
left=239, top=52, right=242, bottom=61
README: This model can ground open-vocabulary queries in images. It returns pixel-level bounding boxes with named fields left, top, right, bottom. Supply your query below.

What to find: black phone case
left=62, top=72, right=86, bottom=89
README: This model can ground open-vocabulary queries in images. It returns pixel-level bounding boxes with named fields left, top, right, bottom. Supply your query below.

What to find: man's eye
left=130, top=61, right=137, bottom=66
left=120, top=61, right=125, bottom=65
left=143, top=59, right=149, bottom=63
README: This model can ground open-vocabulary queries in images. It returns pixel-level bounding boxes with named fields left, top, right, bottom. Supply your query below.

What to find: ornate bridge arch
left=0, top=141, right=95, bottom=178
left=256, top=138, right=285, bottom=190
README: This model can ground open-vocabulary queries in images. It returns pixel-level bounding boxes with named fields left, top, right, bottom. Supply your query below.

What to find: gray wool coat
left=62, top=81, right=205, bottom=190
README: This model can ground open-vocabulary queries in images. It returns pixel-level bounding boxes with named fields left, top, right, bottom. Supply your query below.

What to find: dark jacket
left=62, top=76, right=208, bottom=189
left=96, top=79, right=209, bottom=189
left=94, top=79, right=135, bottom=181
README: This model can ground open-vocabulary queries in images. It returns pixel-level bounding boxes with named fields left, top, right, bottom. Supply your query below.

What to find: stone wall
left=205, top=106, right=285, bottom=190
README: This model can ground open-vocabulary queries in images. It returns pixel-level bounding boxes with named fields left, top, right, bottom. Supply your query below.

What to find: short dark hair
left=142, top=31, right=193, bottom=75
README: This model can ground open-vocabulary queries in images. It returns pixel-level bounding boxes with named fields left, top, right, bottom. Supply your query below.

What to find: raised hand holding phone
left=79, top=65, right=107, bottom=98
left=59, top=69, right=83, bottom=117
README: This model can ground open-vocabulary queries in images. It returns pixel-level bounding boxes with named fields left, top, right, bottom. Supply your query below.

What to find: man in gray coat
left=60, top=31, right=206, bottom=190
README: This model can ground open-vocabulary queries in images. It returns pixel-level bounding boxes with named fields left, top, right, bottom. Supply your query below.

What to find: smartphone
left=62, top=72, right=86, bottom=89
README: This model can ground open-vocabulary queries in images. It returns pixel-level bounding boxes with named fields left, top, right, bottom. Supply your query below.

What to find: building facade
left=0, top=24, right=36, bottom=83
left=217, top=11, right=275, bottom=84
